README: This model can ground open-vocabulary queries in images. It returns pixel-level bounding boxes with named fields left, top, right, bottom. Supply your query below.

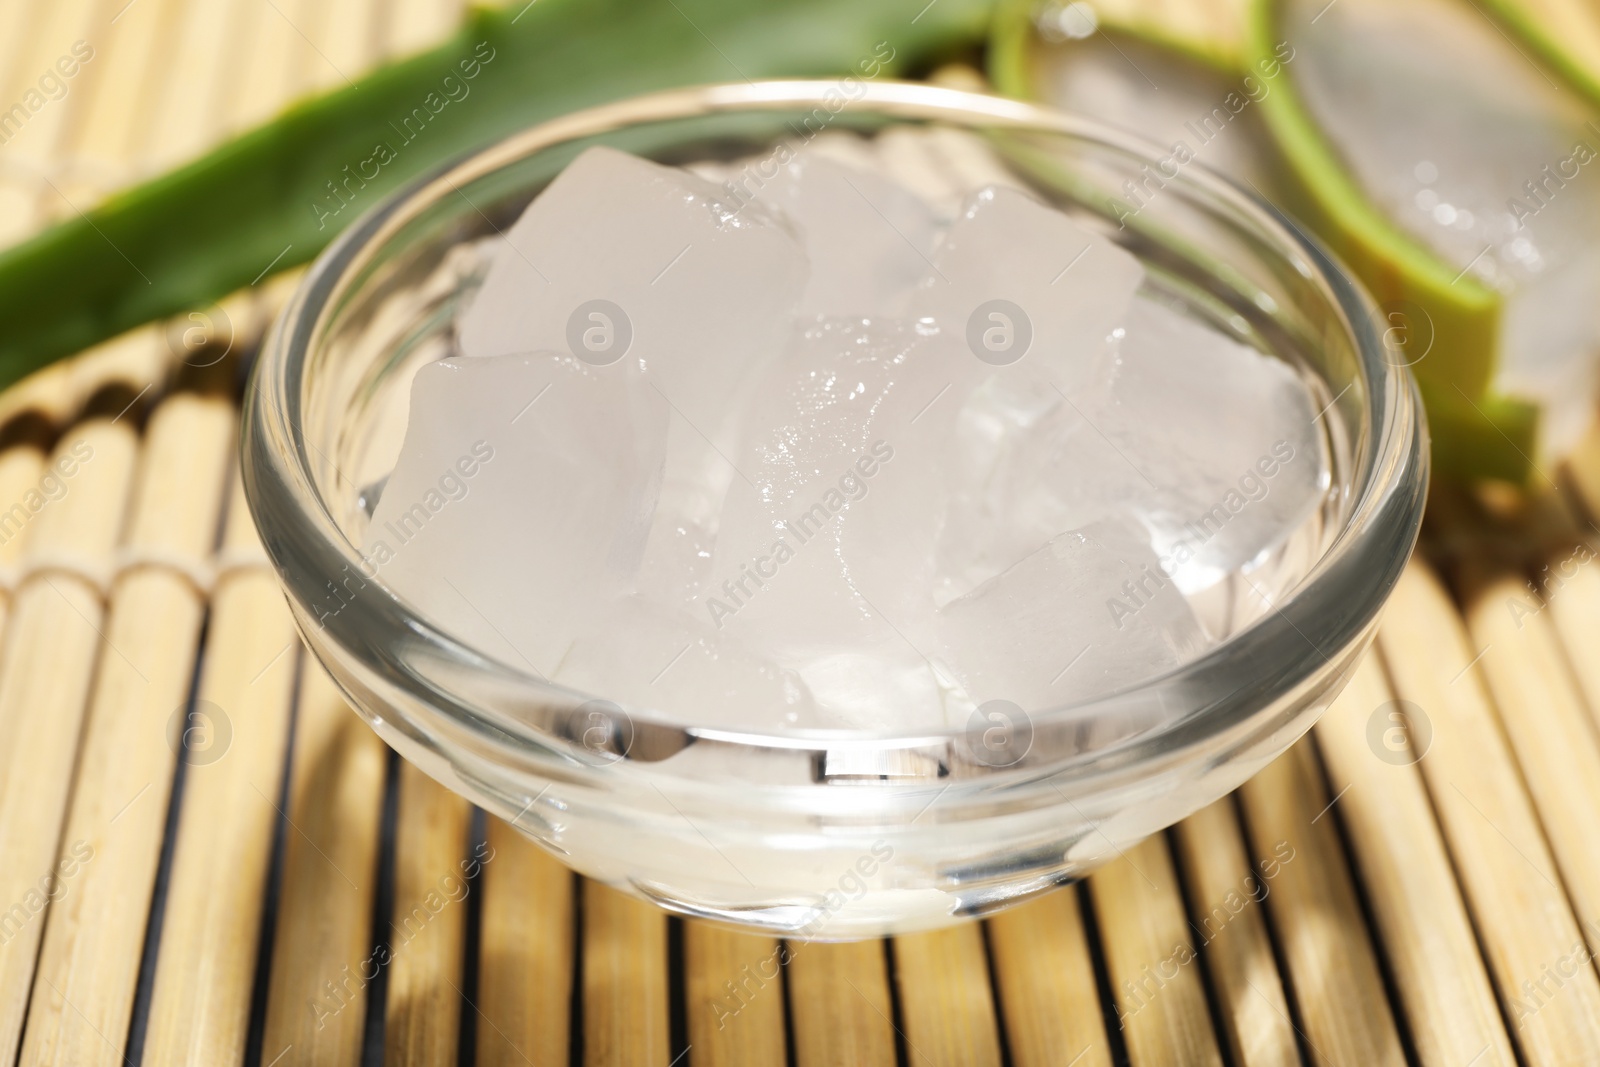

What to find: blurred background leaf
left=0, top=0, right=992, bottom=389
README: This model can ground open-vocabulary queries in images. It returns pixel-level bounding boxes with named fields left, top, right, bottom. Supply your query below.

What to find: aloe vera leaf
left=1418, top=380, right=1540, bottom=484
left=993, top=11, right=1283, bottom=195
left=1242, top=0, right=1502, bottom=398
left=1242, top=0, right=1553, bottom=480
left=991, top=0, right=1541, bottom=480
left=0, top=0, right=992, bottom=389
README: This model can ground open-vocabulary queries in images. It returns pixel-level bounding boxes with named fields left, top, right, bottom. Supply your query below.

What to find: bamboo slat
left=260, top=662, right=388, bottom=1067
left=1463, top=569, right=1600, bottom=949
left=0, top=358, right=78, bottom=436
left=986, top=886, right=1113, bottom=1067
left=13, top=3, right=1600, bottom=1063
left=225, top=0, right=319, bottom=133
left=1544, top=543, right=1600, bottom=717
left=582, top=881, right=672, bottom=1067
left=305, top=0, right=376, bottom=93
left=1312, top=651, right=1516, bottom=1067
left=18, top=393, right=234, bottom=1067
left=54, top=0, right=186, bottom=207
left=386, top=0, right=465, bottom=57
left=68, top=333, right=169, bottom=414
left=1088, top=834, right=1223, bottom=1067
left=476, top=817, right=575, bottom=1067
left=142, top=0, right=253, bottom=171
left=891, top=923, right=1004, bottom=1067
left=0, top=444, right=47, bottom=633
left=7, top=0, right=107, bottom=223
left=0, top=415, right=140, bottom=1066
left=383, top=759, right=473, bottom=1067
left=786, top=939, right=897, bottom=1067
left=1237, top=739, right=1407, bottom=1067
left=1380, top=560, right=1600, bottom=1064
left=0, top=320, right=171, bottom=456
left=0, top=1, right=86, bottom=243
left=141, top=475, right=302, bottom=1066
left=1169, top=799, right=1298, bottom=1067
left=685, top=924, right=787, bottom=1067
left=0, top=0, right=38, bottom=117
left=0, top=0, right=187, bottom=429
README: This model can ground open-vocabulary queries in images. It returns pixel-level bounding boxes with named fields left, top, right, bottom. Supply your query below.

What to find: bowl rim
left=242, top=78, right=1428, bottom=758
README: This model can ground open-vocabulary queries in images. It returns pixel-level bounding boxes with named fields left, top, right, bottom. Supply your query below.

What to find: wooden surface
left=35, top=366, right=1600, bottom=1067
left=4, top=0, right=1600, bottom=1064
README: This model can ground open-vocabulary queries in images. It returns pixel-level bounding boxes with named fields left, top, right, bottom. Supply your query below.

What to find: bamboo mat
left=6, top=1, right=1600, bottom=1065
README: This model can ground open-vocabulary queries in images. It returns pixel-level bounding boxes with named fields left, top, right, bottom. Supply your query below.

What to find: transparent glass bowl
left=242, top=81, right=1427, bottom=938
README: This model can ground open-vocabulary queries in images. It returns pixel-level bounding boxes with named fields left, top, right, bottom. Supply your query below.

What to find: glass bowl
left=242, top=80, right=1427, bottom=938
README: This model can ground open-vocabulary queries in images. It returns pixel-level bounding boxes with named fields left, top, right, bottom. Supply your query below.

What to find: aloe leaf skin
left=1242, top=0, right=1540, bottom=481
left=991, top=0, right=1541, bottom=481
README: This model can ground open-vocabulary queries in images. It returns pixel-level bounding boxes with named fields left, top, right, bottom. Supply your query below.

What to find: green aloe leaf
left=1241, top=0, right=1537, bottom=482
left=0, top=0, right=993, bottom=389
left=990, top=0, right=1582, bottom=483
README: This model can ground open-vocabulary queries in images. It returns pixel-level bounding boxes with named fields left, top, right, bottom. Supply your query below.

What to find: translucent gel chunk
left=367, top=354, right=668, bottom=675
left=929, top=517, right=1209, bottom=713
left=752, top=153, right=940, bottom=317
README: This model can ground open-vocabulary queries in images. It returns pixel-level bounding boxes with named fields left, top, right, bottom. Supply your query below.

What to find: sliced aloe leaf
left=1419, top=378, right=1541, bottom=483
left=1245, top=8, right=1493, bottom=404
left=991, top=1, right=1282, bottom=191
left=1248, top=0, right=1600, bottom=474
left=990, top=0, right=1569, bottom=482
left=995, top=13, right=1282, bottom=192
